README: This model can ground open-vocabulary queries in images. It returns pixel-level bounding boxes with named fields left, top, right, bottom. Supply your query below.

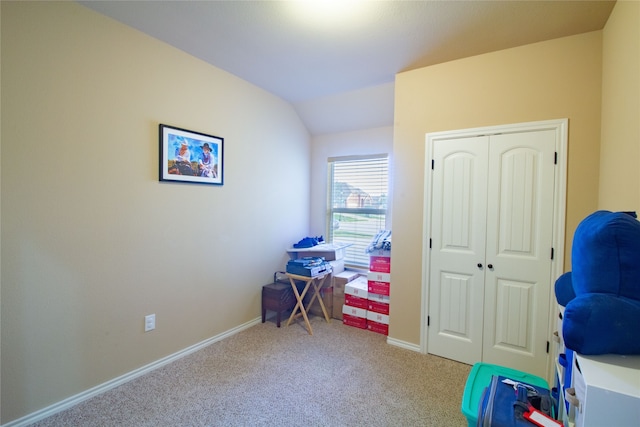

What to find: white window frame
left=327, top=154, right=389, bottom=268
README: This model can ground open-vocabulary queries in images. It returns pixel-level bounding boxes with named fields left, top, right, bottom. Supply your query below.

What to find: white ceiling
left=79, top=0, right=615, bottom=136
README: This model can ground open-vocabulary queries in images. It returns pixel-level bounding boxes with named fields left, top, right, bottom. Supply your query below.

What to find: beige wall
left=390, top=32, right=603, bottom=345
left=2, top=1, right=636, bottom=424
left=1, top=2, right=310, bottom=423
left=599, top=0, right=640, bottom=212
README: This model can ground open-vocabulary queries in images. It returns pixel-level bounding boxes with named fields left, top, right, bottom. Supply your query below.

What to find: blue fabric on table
left=293, top=236, right=324, bottom=248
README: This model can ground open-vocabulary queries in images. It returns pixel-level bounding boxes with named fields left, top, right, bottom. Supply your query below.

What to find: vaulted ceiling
left=80, top=1, right=615, bottom=135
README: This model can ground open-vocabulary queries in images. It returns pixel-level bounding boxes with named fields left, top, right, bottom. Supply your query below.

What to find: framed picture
left=159, top=124, right=224, bottom=185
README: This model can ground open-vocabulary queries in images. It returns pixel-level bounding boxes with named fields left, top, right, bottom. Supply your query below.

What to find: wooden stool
left=262, top=282, right=296, bottom=327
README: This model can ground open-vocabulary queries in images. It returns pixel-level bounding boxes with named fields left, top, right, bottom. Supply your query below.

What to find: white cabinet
left=553, top=305, right=640, bottom=427
left=569, top=353, right=640, bottom=427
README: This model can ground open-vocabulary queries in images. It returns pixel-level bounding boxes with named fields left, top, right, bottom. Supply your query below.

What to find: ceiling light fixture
left=287, top=0, right=371, bottom=28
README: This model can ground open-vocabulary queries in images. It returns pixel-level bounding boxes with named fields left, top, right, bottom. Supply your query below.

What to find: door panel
left=427, top=128, right=556, bottom=378
left=427, top=136, right=488, bottom=365
left=483, top=130, right=556, bottom=377
left=439, top=272, right=473, bottom=338
left=493, top=278, right=535, bottom=351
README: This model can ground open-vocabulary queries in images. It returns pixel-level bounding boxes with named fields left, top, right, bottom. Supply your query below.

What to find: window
left=327, top=154, right=389, bottom=268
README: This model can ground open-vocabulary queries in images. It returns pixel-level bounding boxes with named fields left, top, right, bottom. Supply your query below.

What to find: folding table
left=285, top=271, right=331, bottom=335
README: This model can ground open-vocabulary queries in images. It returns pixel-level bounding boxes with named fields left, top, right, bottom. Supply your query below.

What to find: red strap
left=523, top=407, right=564, bottom=427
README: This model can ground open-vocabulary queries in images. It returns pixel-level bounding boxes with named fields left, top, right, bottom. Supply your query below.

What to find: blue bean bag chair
left=555, top=210, right=640, bottom=355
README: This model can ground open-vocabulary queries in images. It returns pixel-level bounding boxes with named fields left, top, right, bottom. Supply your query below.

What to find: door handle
left=477, top=263, right=483, bottom=269
left=487, top=264, right=493, bottom=269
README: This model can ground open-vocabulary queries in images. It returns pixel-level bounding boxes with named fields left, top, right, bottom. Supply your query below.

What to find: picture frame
left=159, top=124, right=224, bottom=186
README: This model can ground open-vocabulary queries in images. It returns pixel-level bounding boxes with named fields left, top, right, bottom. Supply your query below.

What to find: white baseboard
left=386, top=336, right=421, bottom=353
left=2, top=317, right=262, bottom=427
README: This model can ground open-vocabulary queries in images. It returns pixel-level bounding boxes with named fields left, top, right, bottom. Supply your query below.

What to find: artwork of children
left=160, top=124, right=223, bottom=185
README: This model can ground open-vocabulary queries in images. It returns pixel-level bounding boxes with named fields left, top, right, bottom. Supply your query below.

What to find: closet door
left=427, top=136, right=489, bottom=365
left=426, top=128, right=556, bottom=378
left=482, top=130, right=556, bottom=376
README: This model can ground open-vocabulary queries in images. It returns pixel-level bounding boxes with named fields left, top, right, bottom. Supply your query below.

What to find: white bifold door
left=425, top=123, right=563, bottom=379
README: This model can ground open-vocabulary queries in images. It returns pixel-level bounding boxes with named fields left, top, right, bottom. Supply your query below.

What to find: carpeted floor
left=32, top=315, right=472, bottom=426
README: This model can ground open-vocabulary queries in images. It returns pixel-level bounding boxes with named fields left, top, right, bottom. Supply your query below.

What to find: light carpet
left=32, top=315, right=471, bottom=426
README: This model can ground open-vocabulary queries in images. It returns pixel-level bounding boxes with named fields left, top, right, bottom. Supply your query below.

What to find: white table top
left=286, top=243, right=351, bottom=253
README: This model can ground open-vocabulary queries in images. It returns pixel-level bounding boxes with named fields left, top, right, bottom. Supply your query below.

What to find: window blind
left=327, top=154, right=389, bottom=268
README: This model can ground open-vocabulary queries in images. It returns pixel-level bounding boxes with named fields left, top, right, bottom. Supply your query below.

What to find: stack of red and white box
left=366, top=249, right=391, bottom=335
left=342, top=275, right=368, bottom=329
left=332, top=270, right=361, bottom=321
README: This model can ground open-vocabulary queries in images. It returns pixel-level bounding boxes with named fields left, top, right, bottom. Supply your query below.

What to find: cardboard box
left=367, top=297, right=390, bottom=334
left=367, top=299, right=390, bottom=315
left=332, top=271, right=362, bottom=320
left=342, top=304, right=367, bottom=329
left=367, top=320, right=389, bottom=335
left=334, top=270, right=361, bottom=287
left=343, top=276, right=369, bottom=313
left=345, top=294, right=368, bottom=310
left=345, top=276, right=368, bottom=299
left=313, top=272, right=334, bottom=289
left=367, top=271, right=391, bottom=296
left=368, top=292, right=390, bottom=304
left=367, top=310, right=389, bottom=325
left=368, top=281, right=390, bottom=296
left=329, top=259, right=345, bottom=275
left=368, top=249, right=391, bottom=257
left=367, top=271, right=391, bottom=283
left=333, top=292, right=345, bottom=320
left=369, top=255, right=391, bottom=273
left=343, top=314, right=367, bottom=329
left=343, top=304, right=367, bottom=318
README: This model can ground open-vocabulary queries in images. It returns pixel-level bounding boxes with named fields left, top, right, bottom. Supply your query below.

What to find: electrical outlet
left=145, top=314, right=156, bottom=332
